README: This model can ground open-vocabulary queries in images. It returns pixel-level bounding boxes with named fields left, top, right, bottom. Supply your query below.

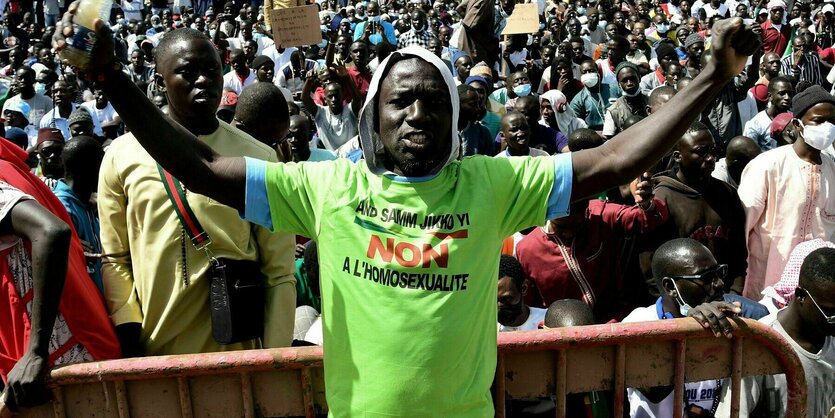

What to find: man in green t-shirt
left=55, top=12, right=759, bottom=416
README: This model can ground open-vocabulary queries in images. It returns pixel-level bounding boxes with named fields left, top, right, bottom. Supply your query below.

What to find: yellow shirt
left=98, top=121, right=296, bottom=355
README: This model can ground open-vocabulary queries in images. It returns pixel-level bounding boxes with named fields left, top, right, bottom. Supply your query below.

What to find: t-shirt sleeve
left=491, top=153, right=573, bottom=237
left=0, top=181, right=33, bottom=223
left=243, top=157, right=273, bottom=230
left=262, top=159, right=341, bottom=239
left=547, top=153, right=573, bottom=219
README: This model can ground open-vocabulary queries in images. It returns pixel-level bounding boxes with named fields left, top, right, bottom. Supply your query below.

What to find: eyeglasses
left=798, top=287, right=835, bottom=324
left=671, top=264, right=728, bottom=288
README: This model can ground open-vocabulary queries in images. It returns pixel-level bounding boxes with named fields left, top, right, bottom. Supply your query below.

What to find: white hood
left=358, top=46, right=461, bottom=176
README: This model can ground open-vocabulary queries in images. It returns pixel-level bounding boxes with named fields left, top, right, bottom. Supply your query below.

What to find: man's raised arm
left=53, top=4, right=246, bottom=212
left=570, top=18, right=761, bottom=201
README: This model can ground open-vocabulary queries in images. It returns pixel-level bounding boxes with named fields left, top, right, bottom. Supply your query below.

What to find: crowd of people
left=0, top=0, right=834, bottom=415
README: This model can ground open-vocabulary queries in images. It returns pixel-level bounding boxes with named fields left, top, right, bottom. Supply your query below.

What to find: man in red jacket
left=0, top=137, right=121, bottom=412
left=517, top=172, right=668, bottom=323
left=761, top=0, right=791, bottom=56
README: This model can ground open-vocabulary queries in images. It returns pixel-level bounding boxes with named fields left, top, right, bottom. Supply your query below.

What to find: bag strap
left=157, top=164, right=212, bottom=250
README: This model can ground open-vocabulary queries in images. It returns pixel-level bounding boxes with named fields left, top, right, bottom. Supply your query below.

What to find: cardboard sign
left=501, top=3, right=540, bottom=35
left=270, top=5, right=322, bottom=48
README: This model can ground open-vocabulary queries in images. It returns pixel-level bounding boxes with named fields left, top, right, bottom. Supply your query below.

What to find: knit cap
left=791, top=85, right=835, bottom=118
left=67, top=108, right=93, bottom=126
left=615, top=61, right=639, bottom=77
left=684, top=33, right=704, bottom=49
left=251, top=55, right=274, bottom=70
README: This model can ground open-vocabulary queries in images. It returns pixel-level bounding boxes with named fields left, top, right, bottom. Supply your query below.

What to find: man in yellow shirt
left=97, top=29, right=296, bottom=356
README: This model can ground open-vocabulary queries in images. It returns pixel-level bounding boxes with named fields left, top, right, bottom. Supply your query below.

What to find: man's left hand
left=2, top=351, right=51, bottom=412
left=630, top=171, right=654, bottom=209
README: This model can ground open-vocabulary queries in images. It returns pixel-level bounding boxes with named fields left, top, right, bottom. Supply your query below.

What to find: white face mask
left=580, top=72, right=599, bottom=88
left=800, top=120, right=835, bottom=150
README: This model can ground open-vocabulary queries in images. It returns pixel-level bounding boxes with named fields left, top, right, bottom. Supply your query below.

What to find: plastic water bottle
left=59, top=0, right=111, bottom=70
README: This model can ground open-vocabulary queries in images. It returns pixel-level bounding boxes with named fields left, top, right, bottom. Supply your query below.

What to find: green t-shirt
left=249, top=154, right=572, bottom=416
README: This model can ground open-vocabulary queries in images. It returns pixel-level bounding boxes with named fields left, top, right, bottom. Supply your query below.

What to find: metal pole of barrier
left=731, top=337, right=743, bottom=418
left=555, top=350, right=567, bottom=418
left=673, top=339, right=686, bottom=418
left=52, top=386, right=66, bottom=418
left=177, top=376, right=193, bottom=418
left=115, top=379, right=130, bottom=418
left=301, top=367, right=316, bottom=418
left=241, top=372, right=254, bottom=418
left=614, top=344, right=626, bottom=418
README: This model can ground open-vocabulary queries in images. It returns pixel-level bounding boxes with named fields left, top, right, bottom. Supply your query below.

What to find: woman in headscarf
left=539, top=89, right=587, bottom=137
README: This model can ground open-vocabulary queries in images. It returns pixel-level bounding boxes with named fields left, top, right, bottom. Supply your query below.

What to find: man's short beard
left=383, top=149, right=445, bottom=177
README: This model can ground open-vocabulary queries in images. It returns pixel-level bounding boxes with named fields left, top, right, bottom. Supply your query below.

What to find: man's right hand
left=2, top=351, right=51, bottom=412
left=708, top=17, right=761, bottom=80
left=53, top=1, right=118, bottom=73
left=688, top=301, right=741, bottom=339
left=792, top=48, right=804, bottom=68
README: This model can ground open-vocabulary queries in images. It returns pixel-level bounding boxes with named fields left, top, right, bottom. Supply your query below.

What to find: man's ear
left=660, top=277, right=677, bottom=296
left=672, top=150, right=681, bottom=162
left=155, top=72, right=166, bottom=94
left=521, top=280, right=528, bottom=297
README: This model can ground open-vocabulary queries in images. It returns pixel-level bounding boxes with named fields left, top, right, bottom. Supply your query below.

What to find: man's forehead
left=683, top=129, right=715, bottom=147
left=384, top=58, right=446, bottom=88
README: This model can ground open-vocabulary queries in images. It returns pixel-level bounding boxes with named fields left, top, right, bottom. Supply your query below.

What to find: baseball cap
left=770, top=112, right=794, bottom=138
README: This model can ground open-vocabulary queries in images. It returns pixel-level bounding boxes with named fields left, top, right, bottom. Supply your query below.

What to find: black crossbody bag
left=158, top=165, right=264, bottom=345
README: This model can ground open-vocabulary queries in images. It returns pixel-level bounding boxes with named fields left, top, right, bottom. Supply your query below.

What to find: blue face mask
left=576, top=6, right=587, bottom=15
left=34, top=82, right=47, bottom=96
left=656, top=23, right=669, bottom=33
left=317, top=38, right=328, bottom=49
left=513, top=83, right=532, bottom=97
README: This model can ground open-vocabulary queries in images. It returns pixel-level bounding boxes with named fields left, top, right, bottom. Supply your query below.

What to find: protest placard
left=270, top=4, right=322, bottom=48
left=501, top=3, right=540, bottom=35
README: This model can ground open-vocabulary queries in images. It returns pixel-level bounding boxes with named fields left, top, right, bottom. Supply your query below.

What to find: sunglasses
left=671, top=264, right=728, bottom=288
left=798, top=287, right=835, bottom=324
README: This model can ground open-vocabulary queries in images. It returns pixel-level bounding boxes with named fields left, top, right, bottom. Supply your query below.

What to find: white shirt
left=227, top=36, right=274, bottom=55
left=82, top=100, right=119, bottom=126
left=742, top=110, right=778, bottom=151
left=222, top=70, right=256, bottom=95
left=3, top=93, right=53, bottom=130
left=623, top=305, right=723, bottom=418
left=497, top=307, right=547, bottom=332
left=711, top=158, right=738, bottom=189
left=313, top=105, right=358, bottom=151
left=39, top=103, right=103, bottom=140
left=714, top=311, right=835, bottom=418
left=701, top=3, right=729, bottom=18
left=263, top=45, right=299, bottom=78
left=121, top=0, right=143, bottom=21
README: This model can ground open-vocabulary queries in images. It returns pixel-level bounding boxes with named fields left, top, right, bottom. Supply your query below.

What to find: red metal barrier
left=1, top=318, right=806, bottom=417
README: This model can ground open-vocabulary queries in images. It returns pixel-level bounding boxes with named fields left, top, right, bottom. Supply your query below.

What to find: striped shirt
left=781, top=53, right=822, bottom=85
